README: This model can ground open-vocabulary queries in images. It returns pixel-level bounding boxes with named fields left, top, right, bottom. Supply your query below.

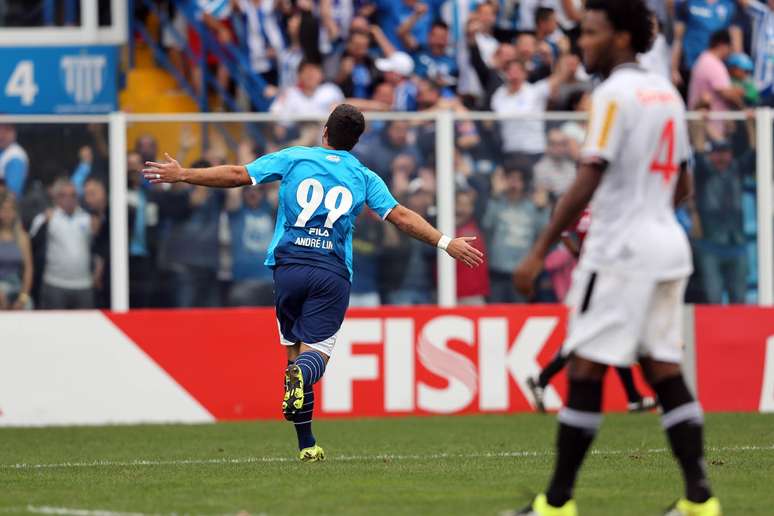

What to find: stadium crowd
left=0, top=0, right=769, bottom=309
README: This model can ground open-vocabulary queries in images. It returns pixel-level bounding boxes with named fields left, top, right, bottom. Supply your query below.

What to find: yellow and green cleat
left=664, top=497, right=722, bottom=516
left=507, top=494, right=578, bottom=516
left=298, top=444, right=325, bottom=463
left=282, top=364, right=305, bottom=421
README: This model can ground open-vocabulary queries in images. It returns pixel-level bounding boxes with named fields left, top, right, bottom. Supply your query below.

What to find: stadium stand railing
left=1, top=109, right=770, bottom=312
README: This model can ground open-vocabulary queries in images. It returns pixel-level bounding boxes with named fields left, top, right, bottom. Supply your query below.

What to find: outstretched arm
left=386, top=204, right=484, bottom=268
left=143, top=153, right=252, bottom=188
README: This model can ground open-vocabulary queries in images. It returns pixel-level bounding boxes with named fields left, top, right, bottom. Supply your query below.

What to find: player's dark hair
left=325, top=104, right=366, bottom=151
left=585, top=0, right=654, bottom=54
left=708, top=29, right=731, bottom=49
left=535, top=7, right=555, bottom=25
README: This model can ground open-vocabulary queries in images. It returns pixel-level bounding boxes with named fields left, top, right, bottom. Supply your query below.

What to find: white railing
left=2, top=110, right=771, bottom=310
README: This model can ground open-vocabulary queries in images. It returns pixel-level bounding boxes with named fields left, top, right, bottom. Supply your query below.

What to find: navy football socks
left=291, top=351, right=327, bottom=450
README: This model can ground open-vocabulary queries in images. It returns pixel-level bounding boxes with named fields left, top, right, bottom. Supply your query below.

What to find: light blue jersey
left=245, top=146, right=399, bottom=281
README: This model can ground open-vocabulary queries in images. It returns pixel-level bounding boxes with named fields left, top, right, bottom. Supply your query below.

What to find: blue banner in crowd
left=0, top=46, right=118, bottom=114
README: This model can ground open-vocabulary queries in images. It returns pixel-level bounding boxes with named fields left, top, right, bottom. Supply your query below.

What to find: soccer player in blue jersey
left=144, top=104, right=484, bottom=462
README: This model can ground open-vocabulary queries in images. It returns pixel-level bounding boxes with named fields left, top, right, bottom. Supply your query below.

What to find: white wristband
left=437, top=235, right=452, bottom=251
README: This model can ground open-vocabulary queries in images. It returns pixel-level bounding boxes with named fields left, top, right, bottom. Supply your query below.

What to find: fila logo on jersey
left=326, top=155, right=341, bottom=163
left=61, top=54, right=107, bottom=104
left=322, top=315, right=564, bottom=414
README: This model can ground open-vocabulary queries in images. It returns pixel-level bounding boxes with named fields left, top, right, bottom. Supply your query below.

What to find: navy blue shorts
left=273, top=264, right=351, bottom=350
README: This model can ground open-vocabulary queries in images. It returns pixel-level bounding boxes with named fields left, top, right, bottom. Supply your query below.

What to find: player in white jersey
left=510, top=1, right=720, bottom=515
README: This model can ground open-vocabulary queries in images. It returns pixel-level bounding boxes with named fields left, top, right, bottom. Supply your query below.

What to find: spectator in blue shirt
left=329, top=28, right=378, bottom=98
left=225, top=183, right=277, bottom=307
left=671, top=0, right=743, bottom=88
left=0, top=124, right=29, bottom=198
left=411, top=21, right=460, bottom=89
left=373, top=0, right=442, bottom=52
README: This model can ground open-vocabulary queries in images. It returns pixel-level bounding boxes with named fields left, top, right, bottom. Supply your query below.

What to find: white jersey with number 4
left=579, top=63, right=693, bottom=280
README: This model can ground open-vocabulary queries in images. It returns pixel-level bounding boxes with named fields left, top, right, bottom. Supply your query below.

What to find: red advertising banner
left=694, top=306, right=774, bottom=412
left=106, top=306, right=650, bottom=420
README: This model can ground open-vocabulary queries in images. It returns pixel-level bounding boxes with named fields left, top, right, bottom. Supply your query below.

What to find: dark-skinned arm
left=143, top=153, right=252, bottom=188
left=513, top=162, right=604, bottom=296
left=386, top=204, right=484, bottom=268
left=673, top=162, right=692, bottom=208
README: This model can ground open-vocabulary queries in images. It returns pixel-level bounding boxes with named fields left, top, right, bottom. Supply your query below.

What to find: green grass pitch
left=1, top=413, right=772, bottom=515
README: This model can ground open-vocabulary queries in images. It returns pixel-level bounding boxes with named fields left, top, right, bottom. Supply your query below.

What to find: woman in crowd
left=0, top=192, right=33, bottom=310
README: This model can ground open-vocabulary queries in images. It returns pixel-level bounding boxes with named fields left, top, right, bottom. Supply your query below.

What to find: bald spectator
left=30, top=179, right=96, bottom=310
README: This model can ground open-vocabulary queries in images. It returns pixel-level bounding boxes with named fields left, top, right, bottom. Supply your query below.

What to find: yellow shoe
left=505, top=494, right=578, bottom=516
left=665, top=497, right=722, bottom=516
left=282, top=364, right=304, bottom=421
left=298, top=444, right=325, bottom=463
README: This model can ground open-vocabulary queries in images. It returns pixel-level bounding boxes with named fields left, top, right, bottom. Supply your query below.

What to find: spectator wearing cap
left=410, top=21, right=459, bottom=90
left=745, top=0, right=774, bottom=106
left=728, top=53, right=760, bottom=106
left=688, top=30, right=744, bottom=139
left=270, top=60, right=345, bottom=117
left=671, top=0, right=743, bottom=89
left=374, top=51, right=418, bottom=111
left=690, top=114, right=755, bottom=304
left=0, top=124, right=29, bottom=197
left=491, top=55, right=577, bottom=168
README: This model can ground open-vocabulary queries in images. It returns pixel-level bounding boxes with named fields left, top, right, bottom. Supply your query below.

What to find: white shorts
left=563, top=268, right=687, bottom=367
left=277, top=320, right=338, bottom=356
